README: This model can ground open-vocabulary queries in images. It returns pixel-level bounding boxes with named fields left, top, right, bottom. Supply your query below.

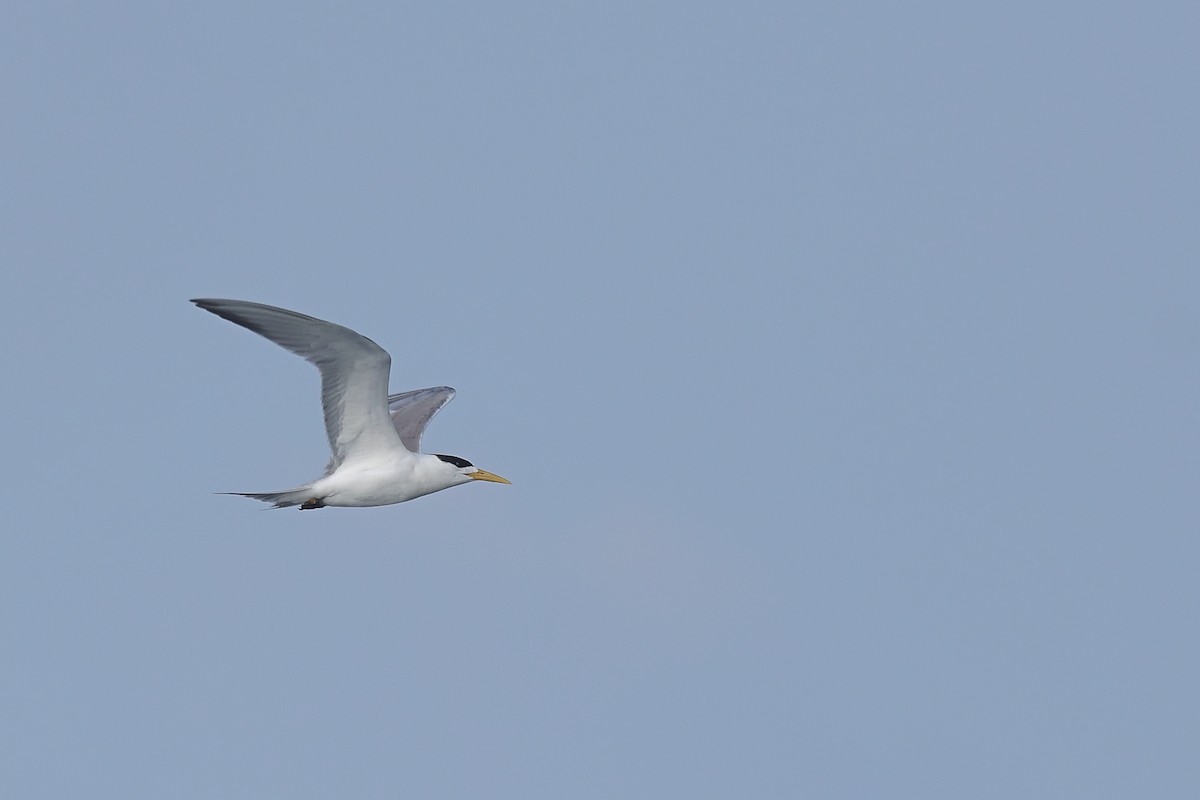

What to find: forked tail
left=221, top=486, right=319, bottom=509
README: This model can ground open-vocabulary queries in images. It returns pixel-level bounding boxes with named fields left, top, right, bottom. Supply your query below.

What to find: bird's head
left=433, top=453, right=511, bottom=487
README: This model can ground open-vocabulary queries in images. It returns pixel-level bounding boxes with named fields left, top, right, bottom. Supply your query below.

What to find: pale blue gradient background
left=3, top=2, right=1197, bottom=797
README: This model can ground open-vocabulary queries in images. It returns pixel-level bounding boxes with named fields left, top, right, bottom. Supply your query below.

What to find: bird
left=192, top=298, right=510, bottom=509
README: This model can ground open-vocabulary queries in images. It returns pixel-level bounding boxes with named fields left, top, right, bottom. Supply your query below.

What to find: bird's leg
left=300, top=497, right=326, bottom=510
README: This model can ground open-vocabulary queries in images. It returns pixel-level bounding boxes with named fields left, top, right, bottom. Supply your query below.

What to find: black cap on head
left=435, top=454, right=474, bottom=469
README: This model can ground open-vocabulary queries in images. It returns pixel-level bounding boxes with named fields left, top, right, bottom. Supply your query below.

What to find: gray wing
left=387, top=387, right=456, bottom=452
left=192, top=298, right=409, bottom=467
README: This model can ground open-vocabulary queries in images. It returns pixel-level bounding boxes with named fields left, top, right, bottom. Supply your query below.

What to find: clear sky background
left=2, top=2, right=1197, bottom=798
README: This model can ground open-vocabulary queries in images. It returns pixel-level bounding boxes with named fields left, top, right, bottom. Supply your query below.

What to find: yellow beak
left=469, top=469, right=511, bottom=485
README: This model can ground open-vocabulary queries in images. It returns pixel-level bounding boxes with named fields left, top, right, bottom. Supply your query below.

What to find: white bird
left=192, top=298, right=510, bottom=510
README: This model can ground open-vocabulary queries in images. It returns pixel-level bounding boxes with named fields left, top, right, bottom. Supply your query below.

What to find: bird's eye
left=435, top=454, right=474, bottom=469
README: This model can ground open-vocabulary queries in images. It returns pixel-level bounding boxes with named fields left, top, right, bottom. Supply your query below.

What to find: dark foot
left=299, top=497, right=326, bottom=510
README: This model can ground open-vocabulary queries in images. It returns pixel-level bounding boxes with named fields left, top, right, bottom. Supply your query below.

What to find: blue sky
left=2, top=2, right=1197, bottom=797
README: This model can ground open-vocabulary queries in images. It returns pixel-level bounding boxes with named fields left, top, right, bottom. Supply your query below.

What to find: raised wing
left=387, top=386, right=455, bottom=452
left=192, top=298, right=408, bottom=467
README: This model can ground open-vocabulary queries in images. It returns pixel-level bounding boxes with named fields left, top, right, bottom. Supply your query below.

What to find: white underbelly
left=314, top=461, right=442, bottom=507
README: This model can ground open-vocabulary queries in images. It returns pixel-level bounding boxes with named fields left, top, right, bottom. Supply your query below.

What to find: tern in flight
left=193, top=298, right=510, bottom=509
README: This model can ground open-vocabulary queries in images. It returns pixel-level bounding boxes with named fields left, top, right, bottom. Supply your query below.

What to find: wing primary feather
left=191, top=298, right=407, bottom=466
left=386, top=386, right=455, bottom=451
